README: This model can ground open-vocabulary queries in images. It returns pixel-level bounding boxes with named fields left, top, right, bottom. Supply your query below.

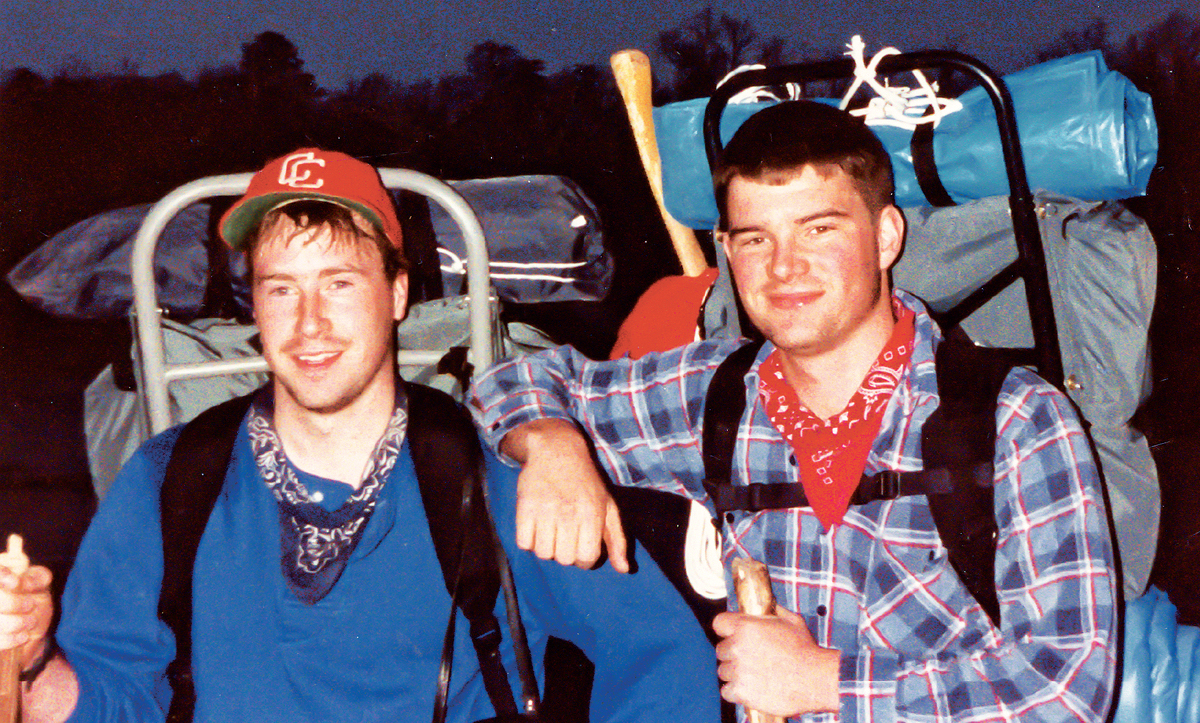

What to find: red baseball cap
left=219, top=148, right=403, bottom=250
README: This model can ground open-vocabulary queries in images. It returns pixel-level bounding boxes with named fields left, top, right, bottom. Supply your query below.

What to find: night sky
left=2, top=0, right=1183, bottom=90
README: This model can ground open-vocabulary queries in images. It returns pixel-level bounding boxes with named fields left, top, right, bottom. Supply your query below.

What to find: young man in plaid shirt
left=471, top=100, right=1118, bottom=722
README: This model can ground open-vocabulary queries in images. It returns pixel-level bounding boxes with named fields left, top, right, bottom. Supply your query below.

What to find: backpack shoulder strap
left=158, top=392, right=256, bottom=723
left=405, top=384, right=496, bottom=621
left=922, top=331, right=1017, bottom=627
left=405, top=382, right=537, bottom=720
left=702, top=341, right=764, bottom=501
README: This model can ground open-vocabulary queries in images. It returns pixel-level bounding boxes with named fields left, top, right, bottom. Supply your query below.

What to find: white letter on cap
left=279, top=152, right=326, bottom=189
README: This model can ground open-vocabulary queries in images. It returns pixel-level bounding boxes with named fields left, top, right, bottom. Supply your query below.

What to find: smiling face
left=719, top=165, right=904, bottom=364
left=251, top=215, right=408, bottom=419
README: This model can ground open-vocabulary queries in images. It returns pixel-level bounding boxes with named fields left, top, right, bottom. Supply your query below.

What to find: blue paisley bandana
left=248, top=385, right=408, bottom=604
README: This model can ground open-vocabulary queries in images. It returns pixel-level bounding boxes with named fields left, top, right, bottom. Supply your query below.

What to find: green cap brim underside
left=221, top=192, right=386, bottom=250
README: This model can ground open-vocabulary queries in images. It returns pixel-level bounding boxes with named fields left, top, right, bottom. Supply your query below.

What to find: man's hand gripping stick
left=0, top=535, right=29, bottom=723
left=732, top=558, right=786, bottom=723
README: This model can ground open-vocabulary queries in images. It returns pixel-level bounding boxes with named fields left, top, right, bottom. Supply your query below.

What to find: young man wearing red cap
left=470, top=102, right=1118, bottom=721
left=0, top=149, right=718, bottom=722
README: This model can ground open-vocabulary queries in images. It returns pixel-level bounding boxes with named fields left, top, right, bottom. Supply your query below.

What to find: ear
left=249, top=279, right=260, bottom=324
left=876, top=205, right=905, bottom=271
left=717, top=230, right=734, bottom=261
left=392, top=272, right=410, bottom=322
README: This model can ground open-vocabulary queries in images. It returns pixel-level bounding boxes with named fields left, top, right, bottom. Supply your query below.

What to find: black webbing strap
left=487, top=487, right=542, bottom=720
left=701, top=341, right=763, bottom=495
left=405, top=382, right=532, bottom=721
left=701, top=332, right=1011, bottom=626
left=911, top=121, right=956, bottom=208
left=705, top=469, right=958, bottom=516
left=159, top=393, right=255, bottom=723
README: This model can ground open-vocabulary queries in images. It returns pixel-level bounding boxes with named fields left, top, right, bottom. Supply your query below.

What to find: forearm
left=472, top=347, right=583, bottom=462
left=878, top=623, right=1115, bottom=721
left=474, top=342, right=734, bottom=501
left=860, top=514, right=1116, bottom=719
left=831, top=594, right=1114, bottom=722
left=22, top=651, right=78, bottom=723
left=498, top=418, right=589, bottom=467
left=877, top=497, right=1114, bottom=712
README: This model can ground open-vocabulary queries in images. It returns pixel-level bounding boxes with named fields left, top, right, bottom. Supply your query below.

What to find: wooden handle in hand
left=732, top=558, right=785, bottom=723
left=0, top=535, right=30, bottom=723
left=610, top=49, right=709, bottom=277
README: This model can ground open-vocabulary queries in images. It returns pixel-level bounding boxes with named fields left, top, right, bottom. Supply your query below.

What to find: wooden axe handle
left=732, top=558, right=786, bottom=723
left=610, top=49, right=709, bottom=278
left=0, top=535, right=30, bottom=723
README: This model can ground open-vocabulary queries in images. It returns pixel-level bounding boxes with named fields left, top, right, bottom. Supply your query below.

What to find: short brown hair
left=713, top=101, right=894, bottom=230
left=244, top=200, right=409, bottom=281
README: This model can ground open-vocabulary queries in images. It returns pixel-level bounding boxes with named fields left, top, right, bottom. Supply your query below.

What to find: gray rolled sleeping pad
left=83, top=296, right=556, bottom=500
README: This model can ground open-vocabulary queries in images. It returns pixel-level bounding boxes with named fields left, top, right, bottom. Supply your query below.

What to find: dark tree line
left=0, top=33, right=671, bottom=325
left=1, top=12, right=1197, bottom=331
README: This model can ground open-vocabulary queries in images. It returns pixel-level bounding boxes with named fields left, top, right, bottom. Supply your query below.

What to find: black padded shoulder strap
left=405, top=383, right=526, bottom=720
left=159, top=392, right=256, bottom=723
left=701, top=341, right=764, bottom=499
left=407, top=384, right=498, bottom=629
left=920, top=330, right=1018, bottom=626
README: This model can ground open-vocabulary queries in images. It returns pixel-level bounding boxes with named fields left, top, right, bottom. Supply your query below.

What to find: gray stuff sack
left=892, top=192, right=1158, bottom=598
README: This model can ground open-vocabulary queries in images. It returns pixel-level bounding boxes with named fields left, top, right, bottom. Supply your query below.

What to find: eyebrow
left=727, top=208, right=851, bottom=237
left=254, top=266, right=369, bottom=283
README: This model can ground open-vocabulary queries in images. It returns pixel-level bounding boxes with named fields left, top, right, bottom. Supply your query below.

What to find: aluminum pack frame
left=130, top=169, right=494, bottom=434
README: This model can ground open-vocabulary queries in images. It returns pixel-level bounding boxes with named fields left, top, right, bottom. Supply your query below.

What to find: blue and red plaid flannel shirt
left=471, top=291, right=1117, bottom=722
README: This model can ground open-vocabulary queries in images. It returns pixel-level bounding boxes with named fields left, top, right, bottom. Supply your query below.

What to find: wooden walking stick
left=732, top=558, right=786, bottom=723
left=610, top=49, right=708, bottom=277
left=0, top=534, right=30, bottom=723
left=609, top=49, right=721, bottom=360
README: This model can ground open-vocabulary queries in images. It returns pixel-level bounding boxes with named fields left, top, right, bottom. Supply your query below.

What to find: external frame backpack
left=155, top=381, right=540, bottom=723
left=701, top=332, right=1020, bottom=626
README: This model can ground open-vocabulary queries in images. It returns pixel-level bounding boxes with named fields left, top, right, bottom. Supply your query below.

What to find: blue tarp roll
left=656, top=51, right=1158, bottom=229
left=1115, top=587, right=1200, bottom=723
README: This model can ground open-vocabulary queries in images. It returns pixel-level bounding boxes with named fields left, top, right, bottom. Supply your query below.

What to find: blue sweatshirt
left=57, top=418, right=718, bottom=722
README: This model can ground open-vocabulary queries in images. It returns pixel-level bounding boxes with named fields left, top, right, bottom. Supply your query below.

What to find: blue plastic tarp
left=1116, top=587, right=1200, bottom=723
left=656, top=51, right=1158, bottom=229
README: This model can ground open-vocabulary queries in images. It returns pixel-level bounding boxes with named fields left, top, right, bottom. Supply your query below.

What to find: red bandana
left=757, top=302, right=915, bottom=530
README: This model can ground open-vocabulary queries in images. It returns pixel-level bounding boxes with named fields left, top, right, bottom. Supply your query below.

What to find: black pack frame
left=701, top=51, right=1064, bottom=387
